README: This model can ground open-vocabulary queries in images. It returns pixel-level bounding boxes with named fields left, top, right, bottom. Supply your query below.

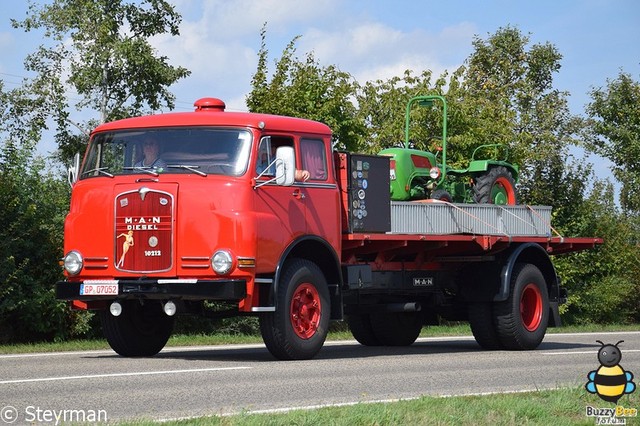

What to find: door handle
left=292, top=189, right=305, bottom=199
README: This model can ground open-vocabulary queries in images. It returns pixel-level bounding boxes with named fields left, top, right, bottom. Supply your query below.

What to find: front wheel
left=100, top=300, right=174, bottom=357
left=259, top=259, right=330, bottom=360
left=494, top=263, right=549, bottom=350
left=431, top=189, right=453, bottom=203
left=473, top=166, right=517, bottom=205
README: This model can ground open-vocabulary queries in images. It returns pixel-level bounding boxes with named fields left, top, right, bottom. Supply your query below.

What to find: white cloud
left=151, top=1, right=478, bottom=110
left=299, top=21, right=477, bottom=85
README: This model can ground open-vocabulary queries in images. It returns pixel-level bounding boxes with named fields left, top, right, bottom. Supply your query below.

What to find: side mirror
left=275, top=146, right=295, bottom=186
left=67, top=153, right=80, bottom=187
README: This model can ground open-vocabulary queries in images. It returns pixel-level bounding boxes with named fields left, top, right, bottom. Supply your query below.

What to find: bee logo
left=586, top=340, right=636, bottom=403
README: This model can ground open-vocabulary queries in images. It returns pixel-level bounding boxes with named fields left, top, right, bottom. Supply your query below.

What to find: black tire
left=259, top=259, right=330, bottom=360
left=472, top=166, right=517, bottom=205
left=100, top=300, right=174, bottom=357
left=369, top=312, right=423, bottom=346
left=346, top=314, right=381, bottom=346
left=494, top=263, right=549, bottom=350
left=431, top=189, right=453, bottom=203
left=468, top=303, right=503, bottom=350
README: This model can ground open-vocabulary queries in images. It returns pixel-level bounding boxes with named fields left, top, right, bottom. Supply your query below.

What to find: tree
left=247, top=26, right=362, bottom=151
left=455, top=27, right=583, bottom=201
left=12, top=0, right=191, bottom=162
left=555, top=180, right=640, bottom=324
left=0, top=81, right=93, bottom=342
left=354, top=69, right=451, bottom=154
left=586, top=71, right=640, bottom=213
left=0, top=0, right=191, bottom=343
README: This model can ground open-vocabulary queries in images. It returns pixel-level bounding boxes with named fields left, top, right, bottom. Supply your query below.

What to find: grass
left=1, top=323, right=638, bottom=354
left=120, top=387, right=640, bottom=425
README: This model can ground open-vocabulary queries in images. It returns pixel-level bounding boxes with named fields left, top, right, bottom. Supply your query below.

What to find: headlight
left=429, top=167, right=441, bottom=180
left=211, top=250, right=233, bottom=275
left=64, top=250, right=84, bottom=276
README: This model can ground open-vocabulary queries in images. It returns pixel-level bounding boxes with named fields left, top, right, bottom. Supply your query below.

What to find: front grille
left=114, top=187, right=174, bottom=273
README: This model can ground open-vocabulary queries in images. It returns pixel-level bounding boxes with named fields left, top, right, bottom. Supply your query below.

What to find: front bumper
left=56, top=278, right=247, bottom=301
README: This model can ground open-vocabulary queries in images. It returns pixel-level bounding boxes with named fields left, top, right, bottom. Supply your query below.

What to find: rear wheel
left=494, top=263, right=549, bottom=350
left=346, top=313, right=381, bottom=346
left=369, top=312, right=423, bottom=346
left=468, top=303, right=503, bottom=350
left=100, top=300, right=174, bottom=357
left=259, top=259, right=330, bottom=360
left=473, top=166, right=517, bottom=205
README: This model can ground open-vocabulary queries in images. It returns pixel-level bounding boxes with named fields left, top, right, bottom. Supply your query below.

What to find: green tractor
left=379, top=95, right=519, bottom=204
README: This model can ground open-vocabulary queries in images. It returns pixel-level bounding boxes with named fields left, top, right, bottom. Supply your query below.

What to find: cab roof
left=93, top=97, right=333, bottom=136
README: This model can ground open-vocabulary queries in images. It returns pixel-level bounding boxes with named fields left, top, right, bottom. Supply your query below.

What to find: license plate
left=80, top=281, right=119, bottom=296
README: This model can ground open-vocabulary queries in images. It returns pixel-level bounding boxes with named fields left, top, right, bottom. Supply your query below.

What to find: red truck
left=56, top=97, right=600, bottom=360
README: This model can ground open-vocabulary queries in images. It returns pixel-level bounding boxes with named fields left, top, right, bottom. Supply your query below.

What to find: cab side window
left=256, top=136, right=294, bottom=176
left=300, top=138, right=327, bottom=180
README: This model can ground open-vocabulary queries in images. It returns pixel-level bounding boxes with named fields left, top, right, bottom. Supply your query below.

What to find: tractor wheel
left=259, top=258, right=330, bottom=360
left=493, top=263, right=549, bottom=350
left=369, top=312, right=423, bottom=346
left=346, top=313, right=381, bottom=346
left=473, top=166, right=517, bottom=205
left=431, top=189, right=453, bottom=203
left=100, top=300, right=174, bottom=357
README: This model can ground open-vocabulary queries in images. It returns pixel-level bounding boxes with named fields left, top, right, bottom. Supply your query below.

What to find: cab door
left=253, top=135, right=306, bottom=273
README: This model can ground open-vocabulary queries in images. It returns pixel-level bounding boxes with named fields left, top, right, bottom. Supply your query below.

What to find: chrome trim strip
left=157, top=279, right=198, bottom=284
left=83, top=279, right=119, bottom=285
left=251, top=307, right=276, bottom=312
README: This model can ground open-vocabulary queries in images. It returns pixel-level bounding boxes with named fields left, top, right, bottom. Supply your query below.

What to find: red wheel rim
left=492, top=177, right=516, bottom=205
left=520, top=283, right=543, bottom=332
left=290, top=283, right=322, bottom=339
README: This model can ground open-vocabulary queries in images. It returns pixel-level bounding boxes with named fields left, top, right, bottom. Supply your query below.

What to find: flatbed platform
left=342, top=201, right=602, bottom=264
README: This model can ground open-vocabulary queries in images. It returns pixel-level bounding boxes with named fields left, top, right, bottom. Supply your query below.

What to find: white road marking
left=542, top=349, right=640, bottom=356
left=0, top=366, right=251, bottom=385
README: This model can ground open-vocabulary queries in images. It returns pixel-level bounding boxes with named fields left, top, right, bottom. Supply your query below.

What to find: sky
left=0, top=0, right=639, bottom=163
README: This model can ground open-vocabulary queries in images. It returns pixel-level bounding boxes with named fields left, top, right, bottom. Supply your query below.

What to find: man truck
left=56, top=97, right=600, bottom=360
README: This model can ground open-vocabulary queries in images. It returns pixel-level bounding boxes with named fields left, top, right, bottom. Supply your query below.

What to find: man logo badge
left=413, top=278, right=433, bottom=287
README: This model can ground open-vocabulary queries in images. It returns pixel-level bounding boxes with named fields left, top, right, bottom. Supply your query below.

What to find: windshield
left=80, top=127, right=252, bottom=179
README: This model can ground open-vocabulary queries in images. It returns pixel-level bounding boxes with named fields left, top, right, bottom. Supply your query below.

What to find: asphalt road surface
left=0, top=331, right=638, bottom=423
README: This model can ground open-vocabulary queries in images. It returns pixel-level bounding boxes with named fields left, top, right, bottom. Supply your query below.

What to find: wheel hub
left=492, top=177, right=516, bottom=205
left=520, top=283, right=543, bottom=332
left=290, top=283, right=321, bottom=339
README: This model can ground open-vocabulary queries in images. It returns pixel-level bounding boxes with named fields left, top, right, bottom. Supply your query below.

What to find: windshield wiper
left=123, top=166, right=159, bottom=176
left=81, top=167, right=114, bottom=178
left=166, top=164, right=207, bottom=177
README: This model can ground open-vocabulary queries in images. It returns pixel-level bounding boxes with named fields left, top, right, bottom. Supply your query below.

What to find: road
left=0, top=331, right=638, bottom=423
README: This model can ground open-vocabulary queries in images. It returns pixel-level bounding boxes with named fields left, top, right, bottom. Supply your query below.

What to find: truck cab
left=58, top=98, right=342, bottom=359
